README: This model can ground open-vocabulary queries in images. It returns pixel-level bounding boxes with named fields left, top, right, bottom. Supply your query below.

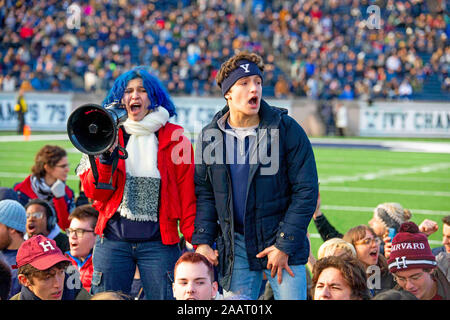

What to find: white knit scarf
left=122, top=107, right=170, bottom=178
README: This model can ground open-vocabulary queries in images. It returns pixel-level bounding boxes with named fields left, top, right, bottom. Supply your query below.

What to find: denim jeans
left=223, top=233, right=307, bottom=300
left=91, top=236, right=180, bottom=300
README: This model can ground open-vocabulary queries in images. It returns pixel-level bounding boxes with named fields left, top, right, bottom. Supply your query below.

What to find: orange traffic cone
left=23, top=125, right=31, bottom=141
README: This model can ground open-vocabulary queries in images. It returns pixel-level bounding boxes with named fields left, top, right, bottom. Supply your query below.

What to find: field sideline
left=0, top=133, right=448, bottom=258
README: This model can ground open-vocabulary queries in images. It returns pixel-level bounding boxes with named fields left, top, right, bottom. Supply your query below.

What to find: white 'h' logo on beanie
left=39, top=240, right=55, bottom=252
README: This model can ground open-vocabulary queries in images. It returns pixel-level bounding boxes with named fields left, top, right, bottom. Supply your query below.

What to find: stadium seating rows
left=0, top=0, right=448, bottom=100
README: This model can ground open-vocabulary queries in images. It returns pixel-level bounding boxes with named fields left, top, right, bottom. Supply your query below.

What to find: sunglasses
left=26, top=211, right=45, bottom=219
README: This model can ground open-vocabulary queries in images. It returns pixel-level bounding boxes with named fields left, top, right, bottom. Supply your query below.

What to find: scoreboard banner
left=0, top=92, right=72, bottom=131
left=359, top=102, right=450, bottom=138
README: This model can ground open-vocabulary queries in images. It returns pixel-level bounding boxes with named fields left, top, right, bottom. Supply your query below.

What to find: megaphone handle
left=118, top=146, right=128, bottom=160
left=88, top=155, right=101, bottom=188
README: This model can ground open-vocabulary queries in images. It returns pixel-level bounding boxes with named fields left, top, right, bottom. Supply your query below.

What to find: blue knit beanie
left=0, top=199, right=26, bottom=233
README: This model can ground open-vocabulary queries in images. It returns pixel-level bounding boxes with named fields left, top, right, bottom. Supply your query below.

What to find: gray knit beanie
left=0, top=199, right=26, bottom=233
left=373, top=202, right=412, bottom=231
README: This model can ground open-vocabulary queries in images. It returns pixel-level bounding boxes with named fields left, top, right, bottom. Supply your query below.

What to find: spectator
left=317, top=238, right=357, bottom=260
left=399, top=79, right=413, bottom=99
left=312, top=256, right=371, bottom=300
left=343, top=225, right=396, bottom=296
left=368, top=202, right=412, bottom=239
left=372, top=288, right=418, bottom=300
left=2, top=74, right=16, bottom=91
left=0, top=259, right=12, bottom=300
left=14, top=88, right=28, bottom=135
left=172, top=252, right=218, bottom=300
left=334, top=103, right=348, bottom=136
left=0, top=199, right=26, bottom=298
left=193, top=51, right=318, bottom=300
left=77, top=66, right=196, bottom=299
left=90, top=291, right=132, bottom=300
left=25, top=199, right=69, bottom=253
left=14, top=145, right=75, bottom=230
left=431, top=216, right=450, bottom=256
left=65, top=204, right=98, bottom=293
left=274, top=75, right=290, bottom=98
left=11, top=235, right=90, bottom=300
left=388, top=222, right=450, bottom=300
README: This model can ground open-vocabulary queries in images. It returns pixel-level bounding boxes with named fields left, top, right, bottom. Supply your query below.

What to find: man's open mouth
left=249, top=96, right=258, bottom=106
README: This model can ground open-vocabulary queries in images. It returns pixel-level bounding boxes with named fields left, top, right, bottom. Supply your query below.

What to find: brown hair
left=343, top=225, right=389, bottom=272
left=31, top=145, right=67, bottom=179
left=18, top=261, right=70, bottom=284
left=69, top=204, right=99, bottom=229
left=174, top=252, right=214, bottom=283
left=443, top=215, right=450, bottom=226
left=312, top=256, right=371, bottom=300
left=215, top=51, right=265, bottom=89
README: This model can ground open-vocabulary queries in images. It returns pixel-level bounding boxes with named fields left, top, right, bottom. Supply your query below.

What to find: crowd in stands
left=0, top=0, right=448, bottom=100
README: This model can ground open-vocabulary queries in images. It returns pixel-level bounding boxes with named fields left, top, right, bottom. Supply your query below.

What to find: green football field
left=0, top=136, right=448, bottom=258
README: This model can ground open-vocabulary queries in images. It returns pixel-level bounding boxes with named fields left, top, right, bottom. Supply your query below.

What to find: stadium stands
left=0, top=0, right=448, bottom=100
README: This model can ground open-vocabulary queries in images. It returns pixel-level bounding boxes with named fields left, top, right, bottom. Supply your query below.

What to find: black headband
left=220, top=60, right=263, bottom=96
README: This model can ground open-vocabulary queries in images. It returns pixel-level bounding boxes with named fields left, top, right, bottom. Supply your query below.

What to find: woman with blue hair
left=77, top=66, right=196, bottom=299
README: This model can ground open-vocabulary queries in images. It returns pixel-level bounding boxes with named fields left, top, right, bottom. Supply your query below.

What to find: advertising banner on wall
left=171, top=96, right=292, bottom=136
left=0, top=92, right=73, bottom=131
left=359, top=102, right=450, bottom=137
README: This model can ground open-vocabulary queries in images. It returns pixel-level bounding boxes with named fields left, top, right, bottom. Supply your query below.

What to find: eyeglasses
left=355, top=237, right=381, bottom=246
left=394, top=272, right=425, bottom=285
left=26, top=211, right=45, bottom=219
left=65, top=228, right=95, bottom=238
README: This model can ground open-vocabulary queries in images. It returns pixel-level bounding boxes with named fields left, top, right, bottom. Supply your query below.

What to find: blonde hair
left=317, top=238, right=357, bottom=260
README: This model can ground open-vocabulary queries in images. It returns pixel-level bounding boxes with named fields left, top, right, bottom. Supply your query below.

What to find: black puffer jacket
left=192, top=100, right=318, bottom=290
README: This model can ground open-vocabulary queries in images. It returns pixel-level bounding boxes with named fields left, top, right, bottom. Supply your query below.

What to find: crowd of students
left=0, top=183, right=448, bottom=300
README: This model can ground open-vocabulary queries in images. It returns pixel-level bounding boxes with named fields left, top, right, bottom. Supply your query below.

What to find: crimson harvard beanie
left=387, top=222, right=437, bottom=273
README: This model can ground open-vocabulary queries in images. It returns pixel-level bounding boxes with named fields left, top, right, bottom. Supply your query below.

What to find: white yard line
left=320, top=185, right=450, bottom=197
left=319, top=162, right=450, bottom=184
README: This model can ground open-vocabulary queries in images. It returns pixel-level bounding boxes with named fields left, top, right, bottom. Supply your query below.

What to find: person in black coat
left=192, top=51, right=318, bottom=300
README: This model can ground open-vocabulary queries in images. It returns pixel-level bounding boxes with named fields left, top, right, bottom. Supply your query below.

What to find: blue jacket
left=192, top=100, right=318, bottom=290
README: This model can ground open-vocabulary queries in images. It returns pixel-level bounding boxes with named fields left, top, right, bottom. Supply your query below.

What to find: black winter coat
left=192, top=100, right=318, bottom=290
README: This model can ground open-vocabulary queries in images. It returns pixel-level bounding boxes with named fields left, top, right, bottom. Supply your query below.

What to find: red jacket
left=14, top=175, right=74, bottom=230
left=65, top=252, right=93, bottom=293
left=78, top=123, right=196, bottom=245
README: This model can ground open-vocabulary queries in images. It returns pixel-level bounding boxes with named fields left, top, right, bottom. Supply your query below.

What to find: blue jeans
left=223, top=233, right=307, bottom=300
left=91, top=236, right=180, bottom=300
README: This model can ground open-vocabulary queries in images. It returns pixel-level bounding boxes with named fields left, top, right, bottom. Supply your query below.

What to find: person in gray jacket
left=192, top=51, right=318, bottom=300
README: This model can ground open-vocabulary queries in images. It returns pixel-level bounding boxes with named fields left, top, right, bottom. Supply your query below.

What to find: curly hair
left=312, top=256, right=371, bottom=300
left=31, top=145, right=67, bottom=179
left=215, top=51, right=265, bottom=89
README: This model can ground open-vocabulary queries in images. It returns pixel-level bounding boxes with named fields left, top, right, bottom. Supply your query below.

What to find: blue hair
left=102, top=66, right=176, bottom=117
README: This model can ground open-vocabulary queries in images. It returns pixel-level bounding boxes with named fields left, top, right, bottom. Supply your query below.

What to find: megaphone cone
left=67, top=103, right=127, bottom=155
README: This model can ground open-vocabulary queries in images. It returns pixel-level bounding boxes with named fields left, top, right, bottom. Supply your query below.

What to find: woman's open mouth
left=130, top=103, right=142, bottom=113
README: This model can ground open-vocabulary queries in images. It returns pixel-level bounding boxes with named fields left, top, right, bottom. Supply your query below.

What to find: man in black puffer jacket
left=192, top=51, right=318, bottom=300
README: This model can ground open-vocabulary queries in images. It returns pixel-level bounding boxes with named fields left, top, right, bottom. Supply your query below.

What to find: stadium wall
left=0, top=92, right=449, bottom=138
